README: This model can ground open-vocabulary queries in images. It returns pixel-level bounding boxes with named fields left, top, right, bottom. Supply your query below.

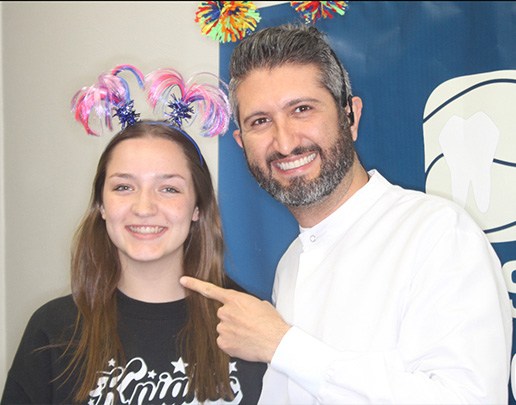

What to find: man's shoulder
left=377, top=170, right=468, bottom=219
left=381, top=178, right=488, bottom=243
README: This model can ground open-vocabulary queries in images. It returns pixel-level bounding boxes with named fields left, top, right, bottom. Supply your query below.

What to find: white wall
left=0, top=0, right=284, bottom=389
left=0, top=2, right=6, bottom=388
left=2, top=0, right=225, bottom=377
left=1, top=0, right=221, bottom=386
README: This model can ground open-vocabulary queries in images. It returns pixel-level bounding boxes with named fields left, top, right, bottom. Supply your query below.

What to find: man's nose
left=272, top=119, right=300, bottom=156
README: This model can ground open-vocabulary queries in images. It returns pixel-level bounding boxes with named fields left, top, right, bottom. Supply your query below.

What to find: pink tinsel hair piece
left=145, top=68, right=230, bottom=138
left=71, top=64, right=145, bottom=136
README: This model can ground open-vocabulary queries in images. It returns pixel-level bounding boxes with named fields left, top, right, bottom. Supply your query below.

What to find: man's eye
left=252, top=117, right=269, bottom=126
left=295, top=105, right=311, bottom=113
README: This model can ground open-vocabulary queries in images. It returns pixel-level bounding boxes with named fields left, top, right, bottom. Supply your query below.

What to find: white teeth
left=276, top=153, right=316, bottom=171
left=129, top=226, right=164, bottom=234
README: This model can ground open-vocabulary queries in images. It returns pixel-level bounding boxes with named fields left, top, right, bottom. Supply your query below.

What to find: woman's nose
left=132, top=190, right=157, bottom=216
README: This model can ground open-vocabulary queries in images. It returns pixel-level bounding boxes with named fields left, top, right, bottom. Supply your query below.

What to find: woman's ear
left=192, top=206, right=200, bottom=222
left=99, top=204, right=106, bottom=220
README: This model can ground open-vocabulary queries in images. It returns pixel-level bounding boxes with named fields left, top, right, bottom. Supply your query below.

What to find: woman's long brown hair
left=65, top=122, right=232, bottom=402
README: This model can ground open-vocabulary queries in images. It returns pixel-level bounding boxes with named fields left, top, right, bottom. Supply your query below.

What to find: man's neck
left=289, top=160, right=369, bottom=228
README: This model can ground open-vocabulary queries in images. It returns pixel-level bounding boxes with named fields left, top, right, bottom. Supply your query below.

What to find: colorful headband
left=71, top=64, right=145, bottom=136
left=145, top=68, right=230, bottom=138
left=71, top=64, right=231, bottom=163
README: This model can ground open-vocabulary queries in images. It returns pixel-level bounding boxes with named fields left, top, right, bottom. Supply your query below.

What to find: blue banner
left=219, top=2, right=516, bottom=402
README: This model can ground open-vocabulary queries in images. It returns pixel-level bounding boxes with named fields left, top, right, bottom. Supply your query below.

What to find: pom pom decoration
left=145, top=68, right=231, bottom=138
left=291, top=1, right=349, bottom=25
left=71, top=64, right=145, bottom=136
left=195, top=1, right=261, bottom=43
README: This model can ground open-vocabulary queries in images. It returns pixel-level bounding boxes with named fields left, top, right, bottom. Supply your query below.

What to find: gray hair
left=229, top=23, right=352, bottom=127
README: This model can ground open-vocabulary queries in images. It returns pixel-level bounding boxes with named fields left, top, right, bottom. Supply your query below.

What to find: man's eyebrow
left=242, top=110, right=268, bottom=127
left=242, top=98, right=322, bottom=127
left=284, top=97, right=321, bottom=108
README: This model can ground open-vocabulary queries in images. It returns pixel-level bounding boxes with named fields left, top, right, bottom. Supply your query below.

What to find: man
left=181, top=24, right=512, bottom=403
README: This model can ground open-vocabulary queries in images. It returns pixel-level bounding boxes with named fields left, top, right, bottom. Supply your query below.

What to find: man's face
left=233, top=64, right=355, bottom=207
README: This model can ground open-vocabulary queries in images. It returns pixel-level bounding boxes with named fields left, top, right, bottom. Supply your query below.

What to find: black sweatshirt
left=1, top=291, right=266, bottom=405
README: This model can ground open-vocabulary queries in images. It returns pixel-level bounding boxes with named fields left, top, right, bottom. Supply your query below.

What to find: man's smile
left=272, top=152, right=317, bottom=172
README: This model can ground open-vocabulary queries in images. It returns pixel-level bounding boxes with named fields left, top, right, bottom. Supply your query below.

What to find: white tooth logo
left=423, top=70, right=516, bottom=244
left=438, top=112, right=499, bottom=213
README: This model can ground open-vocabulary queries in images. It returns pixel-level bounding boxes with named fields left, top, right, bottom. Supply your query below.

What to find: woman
left=1, top=66, right=266, bottom=405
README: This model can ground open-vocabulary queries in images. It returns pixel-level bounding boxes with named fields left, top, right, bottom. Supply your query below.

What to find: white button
left=310, top=234, right=317, bottom=242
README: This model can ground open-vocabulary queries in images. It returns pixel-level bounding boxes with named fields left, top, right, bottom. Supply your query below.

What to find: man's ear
left=348, top=96, right=363, bottom=142
left=233, top=129, right=244, bottom=149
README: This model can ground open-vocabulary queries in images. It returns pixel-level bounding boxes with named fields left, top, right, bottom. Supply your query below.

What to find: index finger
left=180, top=276, right=230, bottom=304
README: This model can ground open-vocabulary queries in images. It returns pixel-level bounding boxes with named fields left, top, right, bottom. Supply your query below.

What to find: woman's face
left=100, top=136, right=199, bottom=269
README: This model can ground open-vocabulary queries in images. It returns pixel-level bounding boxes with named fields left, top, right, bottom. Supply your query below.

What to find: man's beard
left=244, top=123, right=355, bottom=207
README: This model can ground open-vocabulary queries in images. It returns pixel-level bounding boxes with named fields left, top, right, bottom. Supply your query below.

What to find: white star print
left=171, top=358, right=188, bottom=374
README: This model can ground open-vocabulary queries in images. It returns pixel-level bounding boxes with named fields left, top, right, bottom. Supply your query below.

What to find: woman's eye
left=162, top=187, right=179, bottom=193
left=113, top=185, right=132, bottom=192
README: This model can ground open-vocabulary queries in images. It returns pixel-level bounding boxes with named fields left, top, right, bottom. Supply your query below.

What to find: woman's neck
left=117, top=257, right=186, bottom=303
